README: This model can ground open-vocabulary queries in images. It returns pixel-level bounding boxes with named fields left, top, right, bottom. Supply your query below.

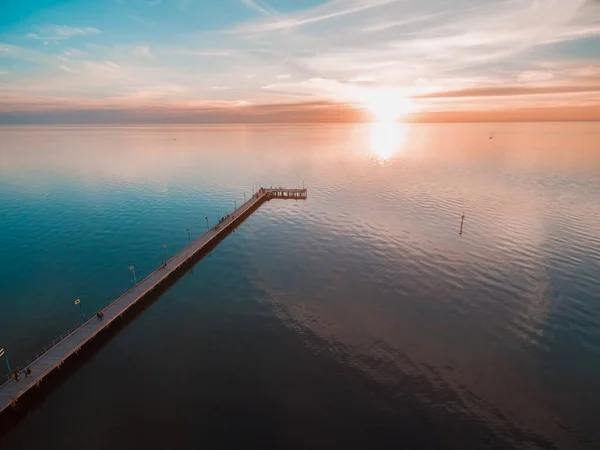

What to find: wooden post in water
left=459, top=213, right=465, bottom=235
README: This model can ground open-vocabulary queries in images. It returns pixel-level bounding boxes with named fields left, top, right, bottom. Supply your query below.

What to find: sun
left=365, top=89, right=413, bottom=123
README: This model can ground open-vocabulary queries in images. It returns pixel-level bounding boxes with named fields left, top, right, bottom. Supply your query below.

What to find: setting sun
left=366, top=90, right=413, bottom=123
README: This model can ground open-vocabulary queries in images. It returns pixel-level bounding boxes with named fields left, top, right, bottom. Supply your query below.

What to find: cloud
left=348, top=76, right=375, bottom=83
left=132, top=46, right=153, bottom=57
left=240, top=0, right=280, bottom=19
left=518, top=71, right=555, bottom=83
left=275, top=73, right=292, bottom=79
left=63, top=48, right=88, bottom=57
left=237, top=0, right=398, bottom=33
left=129, top=15, right=153, bottom=25
left=416, top=84, right=600, bottom=99
left=226, top=0, right=600, bottom=99
left=175, top=49, right=235, bottom=57
left=0, top=43, right=54, bottom=64
left=27, top=25, right=101, bottom=41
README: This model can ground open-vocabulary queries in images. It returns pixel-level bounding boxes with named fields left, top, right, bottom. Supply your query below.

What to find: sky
left=1, top=0, right=600, bottom=123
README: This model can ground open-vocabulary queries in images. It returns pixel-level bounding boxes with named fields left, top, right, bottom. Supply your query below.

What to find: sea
left=0, top=122, right=599, bottom=449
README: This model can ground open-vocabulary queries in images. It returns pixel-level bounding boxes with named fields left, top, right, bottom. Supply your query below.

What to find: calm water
left=0, top=123, right=599, bottom=449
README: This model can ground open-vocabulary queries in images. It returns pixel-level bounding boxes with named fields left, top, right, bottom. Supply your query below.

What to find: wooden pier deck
left=0, top=186, right=307, bottom=415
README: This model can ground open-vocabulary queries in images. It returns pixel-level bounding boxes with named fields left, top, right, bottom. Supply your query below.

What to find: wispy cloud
left=63, top=48, right=88, bottom=57
left=0, top=43, right=54, bottom=64
left=228, top=0, right=600, bottom=101
left=27, top=25, right=100, bottom=41
left=237, top=0, right=398, bottom=32
left=59, top=64, right=75, bottom=73
left=129, top=15, right=153, bottom=25
left=175, top=49, right=235, bottom=57
left=132, top=46, right=153, bottom=57
left=241, top=0, right=280, bottom=19
left=417, top=84, right=600, bottom=99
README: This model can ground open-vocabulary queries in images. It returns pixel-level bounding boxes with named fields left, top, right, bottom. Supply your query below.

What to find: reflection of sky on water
left=1, top=123, right=599, bottom=448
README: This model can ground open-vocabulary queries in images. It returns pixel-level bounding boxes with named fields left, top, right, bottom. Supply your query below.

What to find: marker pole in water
left=460, top=214, right=465, bottom=235
left=129, top=265, right=137, bottom=285
left=0, top=348, right=12, bottom=377
left=186, top=228, right=191, bottom=244
left=205, top=216, right=209, bottom=230
left=163, top=244, right=167, bottom=264
left=234, top=200, right=237, bottom=211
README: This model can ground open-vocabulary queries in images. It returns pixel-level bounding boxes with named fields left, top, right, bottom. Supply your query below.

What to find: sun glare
left=366, top=90, right=413, bottom=123
left=370, top=122, right=407, bottom=163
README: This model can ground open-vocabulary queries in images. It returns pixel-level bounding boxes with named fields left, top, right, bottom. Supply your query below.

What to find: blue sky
left=1, top=0, right=600, bottom=122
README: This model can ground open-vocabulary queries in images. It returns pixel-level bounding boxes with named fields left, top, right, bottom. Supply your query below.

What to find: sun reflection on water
left=369, top=122, right=408, bottom=163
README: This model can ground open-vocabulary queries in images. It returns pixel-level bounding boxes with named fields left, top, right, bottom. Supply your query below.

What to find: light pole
left=205, top=216, right=209, bottom=230
left=234, top=200, right=237, bottom=211
left=74, top=298, right=85, bottom=320
left=129, top=265, right=137, bottom=285
left=186, top=228, right=191, bottom=244
left=244, top=192, right=246, bottom=203
left=217, top=208, right=220, bottom=220
left=163, top=244, right=167, bottom=264
left=0, top=348, right=12, bottom=377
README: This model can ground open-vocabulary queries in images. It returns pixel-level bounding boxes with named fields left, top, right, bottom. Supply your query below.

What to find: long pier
left=0, top=187, right=307, bottom=416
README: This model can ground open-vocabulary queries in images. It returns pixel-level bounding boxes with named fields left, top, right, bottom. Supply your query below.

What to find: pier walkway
left=0, top=187, right=307, bottom=415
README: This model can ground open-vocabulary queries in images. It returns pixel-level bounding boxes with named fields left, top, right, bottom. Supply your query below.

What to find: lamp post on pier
left=244, top=192, right=246, bottom=203
left=0, top=348, right=12, bottom=377
left=234, top=200, right=237, bottom=211
left=129, top=265, right=137, bottom=285
left=163, top=244, right=167, bottom=265
left=74, top=298, right=85, bottom=320
left=205, top=216, right=209, bottom=230
left=186, top=228, right=191, bottom=244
